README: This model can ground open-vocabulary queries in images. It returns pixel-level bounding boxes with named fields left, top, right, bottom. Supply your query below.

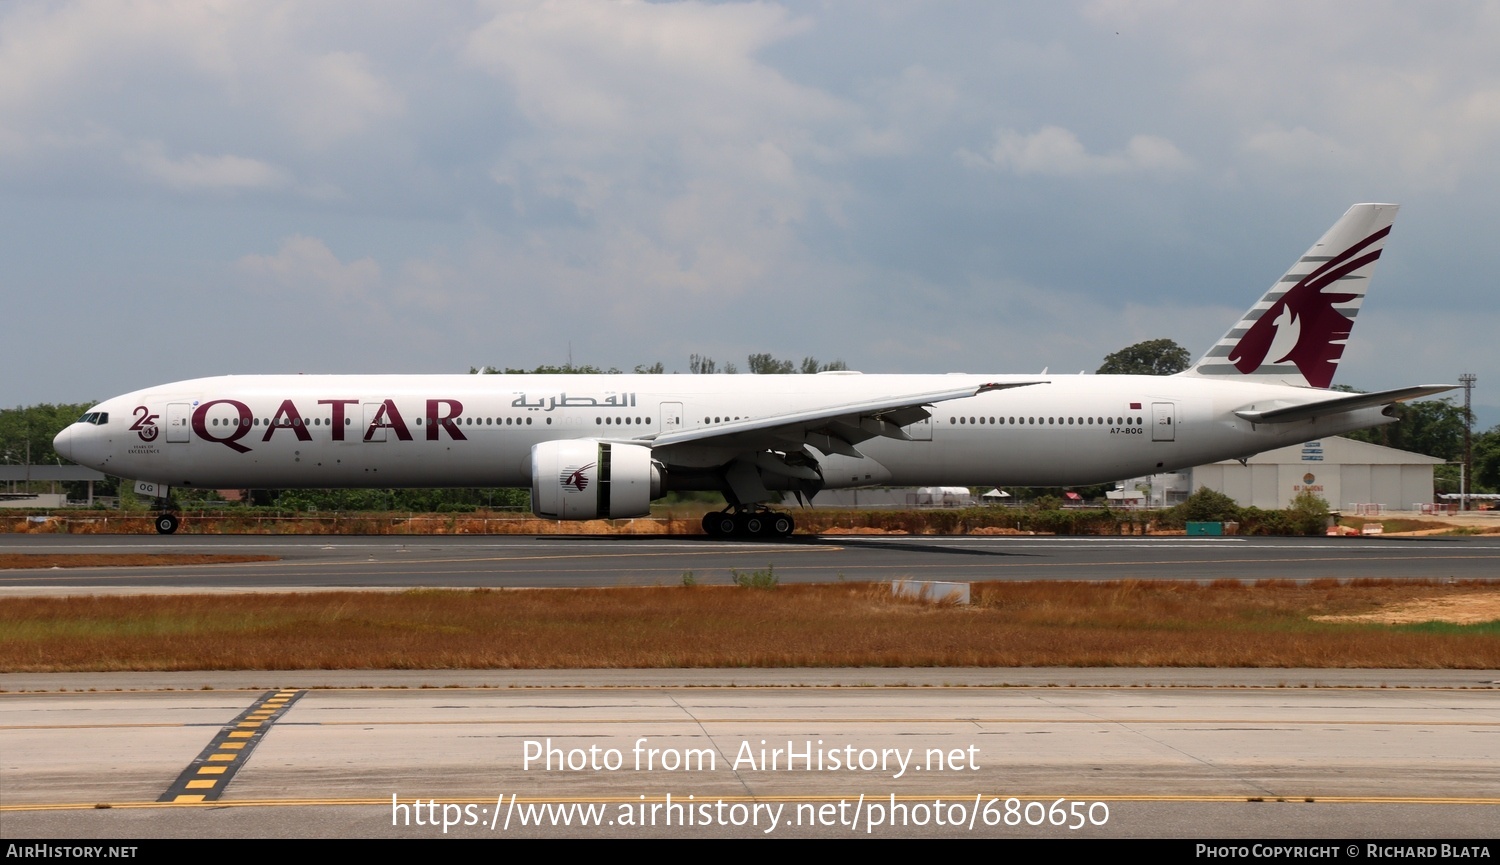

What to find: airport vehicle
left=54, top=204, right=1452, bottom=536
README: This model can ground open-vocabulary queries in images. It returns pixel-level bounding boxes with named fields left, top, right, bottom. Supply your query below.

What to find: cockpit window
left=75, top=412, right=109, bottom=425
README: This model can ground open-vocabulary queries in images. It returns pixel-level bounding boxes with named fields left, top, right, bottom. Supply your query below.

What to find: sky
left=3, top=1, right=1497, bottom=428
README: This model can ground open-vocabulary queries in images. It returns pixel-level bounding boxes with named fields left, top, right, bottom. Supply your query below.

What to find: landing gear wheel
left=704, top=512, right=737, bottom=537
left=743, top=514, right=765, bottom=536
left=155, top=513, right=180, bottom=535
left=770, top=513, right=795, bottom=538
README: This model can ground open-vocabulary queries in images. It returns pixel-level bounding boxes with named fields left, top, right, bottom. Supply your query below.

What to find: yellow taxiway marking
left=155, top=689, right=308, bottom=804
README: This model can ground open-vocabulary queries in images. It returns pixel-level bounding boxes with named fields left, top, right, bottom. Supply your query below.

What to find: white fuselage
left=55, top=372, right=1389, bottom=494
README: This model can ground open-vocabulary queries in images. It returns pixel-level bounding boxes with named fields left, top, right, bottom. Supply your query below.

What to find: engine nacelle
left=530, top=440, right=662, bottom=520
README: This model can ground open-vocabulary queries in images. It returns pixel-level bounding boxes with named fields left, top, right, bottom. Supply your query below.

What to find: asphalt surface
left=2, top=532, right=1497, bottom=840
left=3, top=532, right=1499, bottom=591
left=3, top=673, right=1497, bottom=839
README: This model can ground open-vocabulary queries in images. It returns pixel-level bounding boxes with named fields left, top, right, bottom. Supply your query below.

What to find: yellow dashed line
left=157, top=689, right=307, bottom=804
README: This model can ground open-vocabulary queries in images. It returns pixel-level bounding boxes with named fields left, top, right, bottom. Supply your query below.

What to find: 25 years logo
left=130, top=406, right=160, bottom=442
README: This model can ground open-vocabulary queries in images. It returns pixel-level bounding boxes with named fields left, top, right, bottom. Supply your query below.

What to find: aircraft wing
left=1234, top=384, right=1456, bottom=424
left=639, top=380, right=1047, bottom=457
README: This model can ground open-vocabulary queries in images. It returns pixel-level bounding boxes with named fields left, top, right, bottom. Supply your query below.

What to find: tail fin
left=1183, top=203, right=1399, bottom=389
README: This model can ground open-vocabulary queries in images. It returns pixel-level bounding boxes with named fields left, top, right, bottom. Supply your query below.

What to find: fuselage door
left=659, top=402, right=683, bottom=435
left=1152, top=402, right=1176, bottom=442
left=363, top=402, right=386, bottom=442
left=166, top=403, right=192, bottom=443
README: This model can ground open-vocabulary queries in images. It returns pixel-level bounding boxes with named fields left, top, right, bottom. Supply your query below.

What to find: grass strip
left=1, top=579, right=1496, bottom=672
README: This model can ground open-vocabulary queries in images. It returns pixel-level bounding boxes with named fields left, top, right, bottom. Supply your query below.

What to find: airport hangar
left=1183, top=436, right=1445, bottom=512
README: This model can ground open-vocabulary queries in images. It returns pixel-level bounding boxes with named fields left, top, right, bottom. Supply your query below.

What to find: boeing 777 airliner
left=54, top=204, right=1453, bottom=536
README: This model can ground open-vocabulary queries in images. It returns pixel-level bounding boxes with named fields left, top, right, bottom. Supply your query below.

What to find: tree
left=1, top=403, right=123, bottom=499
left=1176, top=487, right=1242, bottom=523
left=0, top=403, right=93, bottom=467
left=800, top=357, right=848, bottom=374
left=1471, top=425, right=1500, bottom=492
left=1097, top=339, right=1191, bottom=375
left=747, top=353, right=796, bottom=374
left=479, top=363, right=621, bottom=374
left=1344, top=397, right=1469, bottom=460
left=1284, top=490, right=1332, bottom=536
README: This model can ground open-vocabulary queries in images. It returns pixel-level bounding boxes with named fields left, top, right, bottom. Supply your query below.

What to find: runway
left=3, top=532, right=1499, bottom=591
left=2, top=533, right=1497, bottom=839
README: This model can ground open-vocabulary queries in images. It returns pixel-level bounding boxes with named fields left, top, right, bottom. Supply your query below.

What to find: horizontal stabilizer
left=1234, top=384, right=1456, bottom=424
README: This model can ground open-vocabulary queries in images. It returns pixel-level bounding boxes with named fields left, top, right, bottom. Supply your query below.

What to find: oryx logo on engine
left=561, top=464, right=596, bottom=493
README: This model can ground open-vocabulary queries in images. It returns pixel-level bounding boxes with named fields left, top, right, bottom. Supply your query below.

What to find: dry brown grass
left=1, top=580, right=1495, bottom=672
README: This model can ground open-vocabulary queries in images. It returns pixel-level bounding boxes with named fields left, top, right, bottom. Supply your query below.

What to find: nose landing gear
left=154, top=512, right=180, bottom=535
left=701, top=508, right=796, bottom=539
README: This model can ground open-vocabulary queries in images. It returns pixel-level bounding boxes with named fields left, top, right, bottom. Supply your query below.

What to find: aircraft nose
left=53, top=425, right=76, bottom=462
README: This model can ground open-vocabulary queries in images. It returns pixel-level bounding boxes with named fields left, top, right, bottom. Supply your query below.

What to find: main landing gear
left=701, top=508, right=796, bottom=539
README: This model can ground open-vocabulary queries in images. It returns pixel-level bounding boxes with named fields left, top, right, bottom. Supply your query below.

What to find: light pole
left=1459, top=373, right=1476, bottom=511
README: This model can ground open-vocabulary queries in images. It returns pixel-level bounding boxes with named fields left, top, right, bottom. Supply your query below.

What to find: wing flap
left=645, top=380, right=1046, bottom=452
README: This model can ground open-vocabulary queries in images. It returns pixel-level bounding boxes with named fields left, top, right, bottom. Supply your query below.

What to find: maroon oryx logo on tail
left=1227, top=226, right=1390, bottom=389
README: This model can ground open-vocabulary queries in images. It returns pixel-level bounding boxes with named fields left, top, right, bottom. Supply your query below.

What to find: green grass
left=731, top=565, right=779, bottom=589
left=1388, top=620, right=1500, bottom=636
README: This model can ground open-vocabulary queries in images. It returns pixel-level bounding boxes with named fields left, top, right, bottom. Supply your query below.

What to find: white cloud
left=961, top=126, right=1192, bottom=176
left=1084, top=0, right=1500, bottom=191
left=4, top=2, right=1496, bottom=422
left=0, top=1, right=405, bottom=183
left=459, top=0, right=860, bottom=306
left=278, top=50, right=405, bottom=150
left=464, top=0, right=833, bottom=135
left=236, top=236, right=381, bottom=300
left=127, top=142, right=288, bottom=191
left=1242, top=125, right=1359, bottom=169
